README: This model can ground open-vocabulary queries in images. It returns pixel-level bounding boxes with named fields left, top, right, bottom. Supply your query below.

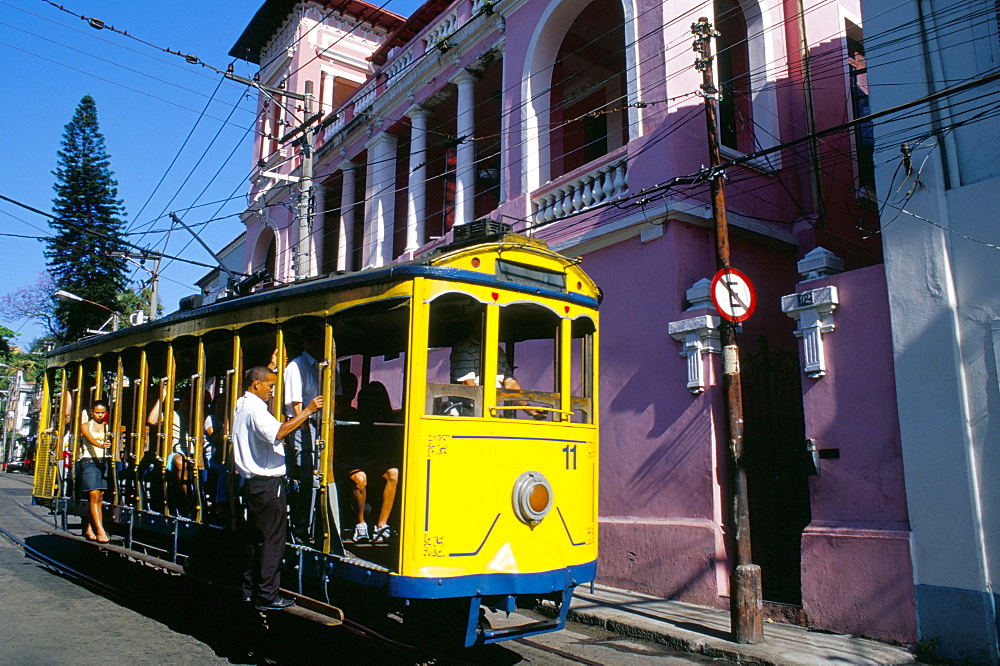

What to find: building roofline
left=231, top=0, right=406, bottom=65
left=368, top=0, right=453, bottom=65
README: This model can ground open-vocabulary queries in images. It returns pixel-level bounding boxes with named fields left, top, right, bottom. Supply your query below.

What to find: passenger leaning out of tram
left=79, top=400, right=113, bottom=543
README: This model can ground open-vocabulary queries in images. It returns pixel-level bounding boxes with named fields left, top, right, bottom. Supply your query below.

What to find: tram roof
left=47, top=233, right=601, bottom=361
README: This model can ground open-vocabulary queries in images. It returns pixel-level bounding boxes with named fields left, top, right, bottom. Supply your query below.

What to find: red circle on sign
left=711, top=268, right=757, bottom=323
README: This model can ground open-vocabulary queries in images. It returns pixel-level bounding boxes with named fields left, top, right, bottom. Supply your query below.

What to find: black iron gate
left=740, top=336, right=811, bottom=605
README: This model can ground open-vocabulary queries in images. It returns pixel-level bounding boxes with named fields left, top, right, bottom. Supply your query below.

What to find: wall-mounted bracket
left=668, top=314, right=721, bottom=394
left=781, top=285, right=838, bottom=378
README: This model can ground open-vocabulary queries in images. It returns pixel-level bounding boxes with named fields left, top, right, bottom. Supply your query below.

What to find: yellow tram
left=32, top=226, right=600, bottom=646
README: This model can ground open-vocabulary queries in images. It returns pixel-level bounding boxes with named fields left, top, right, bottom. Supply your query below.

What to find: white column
left=454, top=70, right=477, bottom=227
left=363, top=155, right=377, bottom=268
left=405, top=107, right=430, bottom=254
left=364, top=132, right=398, bottom=268
left=337, top=161, right=357, bottom=272
left=320, top=71, right=335, bottom=115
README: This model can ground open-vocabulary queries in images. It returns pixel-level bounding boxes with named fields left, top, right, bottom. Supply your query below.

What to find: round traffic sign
left=711, top=268, right=757, bottom=322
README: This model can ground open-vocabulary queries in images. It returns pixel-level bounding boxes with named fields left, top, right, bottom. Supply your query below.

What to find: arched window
left=251, top=225, right=278, bottom=287
left=715, top=0, right=753, bottom=154
left=548, top=0, right=628, bottom=179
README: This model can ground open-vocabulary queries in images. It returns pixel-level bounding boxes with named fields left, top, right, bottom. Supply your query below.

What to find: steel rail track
left=0, top=477, right=455, bottom=664
left=0, top=524, right=123, bottom=599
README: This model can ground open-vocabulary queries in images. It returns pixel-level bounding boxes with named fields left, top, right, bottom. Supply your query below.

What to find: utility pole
left=296, top=80, right=315, bottom=279
left=110, top=250, right=161, bottom=320
left=692, top=16, right=764, bottom=644
left=276, top=80, right=320, bottom=280
left=225, top=71, right=322, bottom=280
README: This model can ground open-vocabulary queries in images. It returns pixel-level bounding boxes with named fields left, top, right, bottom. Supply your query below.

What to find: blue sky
left=0, top=0, right=420, bottom=345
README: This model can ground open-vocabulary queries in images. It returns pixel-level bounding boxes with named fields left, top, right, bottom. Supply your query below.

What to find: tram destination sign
left=711, top=268, right=757, bottom=323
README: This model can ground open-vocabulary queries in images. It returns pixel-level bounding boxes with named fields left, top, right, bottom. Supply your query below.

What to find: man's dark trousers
left=243, top=475, right=287, bottom=603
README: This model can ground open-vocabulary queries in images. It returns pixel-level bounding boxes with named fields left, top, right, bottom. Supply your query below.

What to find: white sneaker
left=352, top=522, right=369, bottom=543
left=372, top=524, right=391, bottom=544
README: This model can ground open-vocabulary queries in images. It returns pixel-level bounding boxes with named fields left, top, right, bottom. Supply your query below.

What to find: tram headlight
left=512, top=471, right=553, bottom=526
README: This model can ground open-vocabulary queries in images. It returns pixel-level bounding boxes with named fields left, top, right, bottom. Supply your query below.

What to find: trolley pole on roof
left=692, top=17, right=763, bottom=644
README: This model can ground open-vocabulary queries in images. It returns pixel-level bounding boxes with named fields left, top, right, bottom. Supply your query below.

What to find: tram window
left=43, top=369, right=62, bottom=434
left=240, top=323, right=280, bottom=374
left=140, top=342, right=172, bottom=514
left=330, top=301, right=409, bottom=554
left=164, top=337, right=201, bottom=519
left=82, top=358, right=100, bottom=417
left=498, top=304, right=560, bottom=421
left=425, top=295, right=485, bottom=417
left=569, top=317, right=596, bottom=424
left=329, top=301, right=410, bottom=422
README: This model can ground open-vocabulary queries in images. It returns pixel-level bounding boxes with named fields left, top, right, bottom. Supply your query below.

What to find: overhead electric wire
left=133, top=88, right=252, bottom=239
left=128, top=77, right=227, bottom=231
left=3, top=1, right=221, bottom=82
left=0, top=193, right=239, bottom=274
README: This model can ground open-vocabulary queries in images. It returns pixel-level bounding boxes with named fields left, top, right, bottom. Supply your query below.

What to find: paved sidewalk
left=567, top=585, right=917, bottom=665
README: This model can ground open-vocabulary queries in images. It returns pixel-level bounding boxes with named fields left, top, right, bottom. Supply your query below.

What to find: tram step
left=337, top=553, right=391, bottom=572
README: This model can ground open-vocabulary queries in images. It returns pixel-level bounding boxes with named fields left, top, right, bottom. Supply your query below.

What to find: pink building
left=230, top=0, right=915, bottom=643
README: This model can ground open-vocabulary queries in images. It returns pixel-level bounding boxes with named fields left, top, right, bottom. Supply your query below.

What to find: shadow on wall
left=625, top=397, right=715, bottom=508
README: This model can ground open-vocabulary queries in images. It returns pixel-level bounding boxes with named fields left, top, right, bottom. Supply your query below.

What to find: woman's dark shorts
left=77, top=458, right=109, bottom=492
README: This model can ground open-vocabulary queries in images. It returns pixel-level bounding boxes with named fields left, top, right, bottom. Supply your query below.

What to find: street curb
left=566, top=605, right=781, bottom=665
left=554, top=596, right=918, bottom=666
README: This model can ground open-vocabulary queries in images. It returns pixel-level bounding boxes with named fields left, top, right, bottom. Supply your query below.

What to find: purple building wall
left=582, top=231, right=915, bottom=643
left=796, top=265, right=917, bottom=642
left=587, top=228, right=724, bottom=606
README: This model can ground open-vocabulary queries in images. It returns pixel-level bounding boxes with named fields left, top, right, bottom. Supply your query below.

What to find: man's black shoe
left=255, top=596, right=296, bottom=611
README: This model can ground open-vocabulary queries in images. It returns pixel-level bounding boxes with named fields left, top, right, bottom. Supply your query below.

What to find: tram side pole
left=692, top=16, right=763, bottom=644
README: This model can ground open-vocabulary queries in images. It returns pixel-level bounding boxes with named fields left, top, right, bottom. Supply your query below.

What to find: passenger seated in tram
left=448, top=327, right=543, bottom=419
left=79, top=400, right=112, bottom=542
left=340, top=381, right=400, bottom=545
left=334, top=371, right=360, bottom=423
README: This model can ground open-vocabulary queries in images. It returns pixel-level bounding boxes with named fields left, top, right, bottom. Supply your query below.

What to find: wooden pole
left=692, top=16, right=763, bottom=644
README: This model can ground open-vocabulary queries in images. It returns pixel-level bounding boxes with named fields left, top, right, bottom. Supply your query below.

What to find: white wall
left=863, top=0, right=1000, bottom=660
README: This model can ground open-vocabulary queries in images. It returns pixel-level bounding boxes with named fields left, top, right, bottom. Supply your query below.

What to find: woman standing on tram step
left=79, top=400, right=112, bottom=543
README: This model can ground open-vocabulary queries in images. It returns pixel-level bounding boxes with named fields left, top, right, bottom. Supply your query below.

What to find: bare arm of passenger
left=276, top=396, right=324, bottom=440
left=80, top=421, right=109, bottom=449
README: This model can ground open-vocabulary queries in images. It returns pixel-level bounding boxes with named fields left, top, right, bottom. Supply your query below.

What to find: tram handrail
left=489, top=405, right=571, bottom=420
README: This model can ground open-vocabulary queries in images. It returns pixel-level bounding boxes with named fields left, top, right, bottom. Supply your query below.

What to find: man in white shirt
left=283, top=323, right=325, bottom=540
left=234, top=365, right=323, bottom=611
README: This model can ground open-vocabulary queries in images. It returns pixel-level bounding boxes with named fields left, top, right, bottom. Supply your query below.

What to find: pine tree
left=47, top=95, right=128, bottom=343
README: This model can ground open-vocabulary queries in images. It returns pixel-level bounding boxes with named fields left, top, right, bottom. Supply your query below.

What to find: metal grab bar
left=488, top=405, right=571, bottom=420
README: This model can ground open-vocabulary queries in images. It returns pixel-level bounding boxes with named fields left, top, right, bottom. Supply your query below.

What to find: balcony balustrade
left=531, top=157, right=628, bottom=225
left=423, top=11, right=459, bottom=50
left=354, top=83, right=378, bottom=114
left=384, top=49, right=413, bottom=87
